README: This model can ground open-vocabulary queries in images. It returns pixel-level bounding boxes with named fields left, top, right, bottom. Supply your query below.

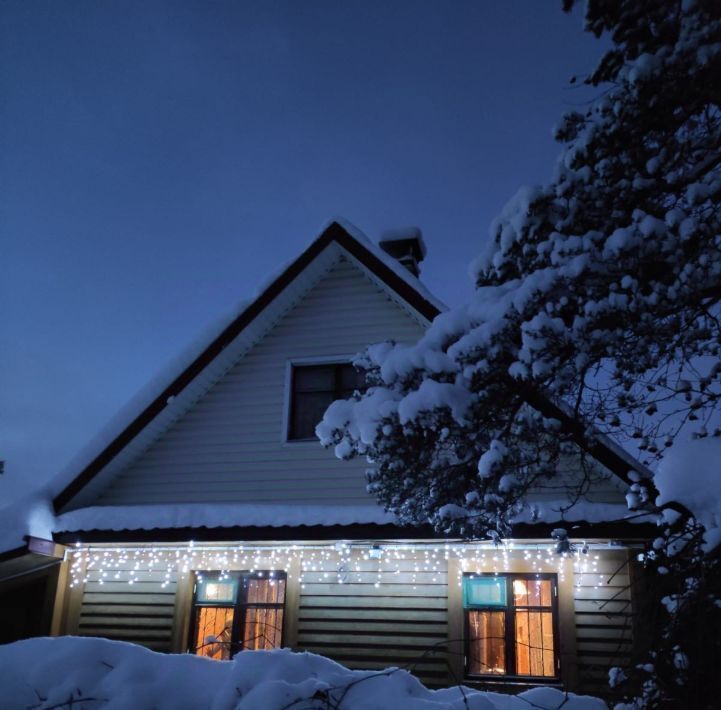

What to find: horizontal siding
left=83, top=251, right=626, bottom=513
left=573, top=550, right=634, bottom=696
left=77, top=563, right=177, bottom=653
left=67, top=544, right=639, bottom=694
left=527, top=455, right=626, bottom=505
left=297, top=554, right=450, bottom=687
left=93, top=257, right=426, bottom=507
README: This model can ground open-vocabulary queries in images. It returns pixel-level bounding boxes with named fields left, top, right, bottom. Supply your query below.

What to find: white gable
left=70, top=254, right=427, bottom=509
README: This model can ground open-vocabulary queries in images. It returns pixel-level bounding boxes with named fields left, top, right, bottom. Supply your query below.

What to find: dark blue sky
left=1, top=1, right=604, bottom=503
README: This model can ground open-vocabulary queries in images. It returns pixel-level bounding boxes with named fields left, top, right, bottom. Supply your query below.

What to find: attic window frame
left=284, top=358, right=365, bottom=442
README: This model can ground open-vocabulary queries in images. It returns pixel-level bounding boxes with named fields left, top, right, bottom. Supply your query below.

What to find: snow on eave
left=50, top=219, right=447, bottom=513
left=512, top=500, right=656, bottom=527
left=53, top=503, right=398, bottom=535
left=0, top=496, right=55, bottom=556
left=50, top=499, right=656, bottom=542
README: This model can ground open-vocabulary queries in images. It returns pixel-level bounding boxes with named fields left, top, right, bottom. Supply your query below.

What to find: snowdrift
left=0, top=637, right=606, bottom=710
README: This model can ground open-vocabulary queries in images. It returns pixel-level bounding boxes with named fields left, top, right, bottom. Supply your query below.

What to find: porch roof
left=51, top=501, right=657, bottom=545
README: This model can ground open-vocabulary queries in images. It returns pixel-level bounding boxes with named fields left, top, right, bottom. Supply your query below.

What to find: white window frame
left=281, top=355, right=356, bottom=445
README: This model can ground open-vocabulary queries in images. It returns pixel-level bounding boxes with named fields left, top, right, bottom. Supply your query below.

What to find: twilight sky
left=1, top=1, right=605, bottom=504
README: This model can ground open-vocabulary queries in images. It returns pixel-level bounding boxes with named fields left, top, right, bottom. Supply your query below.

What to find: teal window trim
left=462, top=575, right=507, bottom=608
left=195, top=574, right=240, bottom=604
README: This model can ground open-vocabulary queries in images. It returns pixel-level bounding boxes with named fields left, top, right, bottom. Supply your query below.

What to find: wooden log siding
left=296, top=555, right=451, bottom=687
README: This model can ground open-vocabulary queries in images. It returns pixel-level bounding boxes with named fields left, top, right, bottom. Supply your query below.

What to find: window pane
left=541, top=608, right=555, bottom=676
left=197, top=578, right=238, bottom=603
left=515, top=610, right=555, bottom=677
left=242, top=607, right=284, bottom=650
left=463, top=577, right=506, bottom=607
left=294, top=366, right=335, bottom=392
left=513, top=578, right=552, bottom=608
left=339, top=365, right=365, bottom=393
left=194, top=607, right=234, bottom=660
left=467, top=610, right=506, bottom=675
left=245, top=576, right=286, bottom=604
left=539, top=579, right=552, bottom=607
left=291, top=391, right=334, bottom=439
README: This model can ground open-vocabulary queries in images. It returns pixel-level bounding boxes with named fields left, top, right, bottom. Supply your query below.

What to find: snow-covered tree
left=318, top=0, right=721, bottom=704
left=321, top=0, right=721, bottom=541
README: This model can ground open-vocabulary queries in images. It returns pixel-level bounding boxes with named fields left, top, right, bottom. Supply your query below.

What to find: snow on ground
left=0, top=637, right=605, bottom=710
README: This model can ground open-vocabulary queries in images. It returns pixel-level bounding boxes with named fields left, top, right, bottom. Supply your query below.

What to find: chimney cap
left=379, top=227, right=427, bottom=263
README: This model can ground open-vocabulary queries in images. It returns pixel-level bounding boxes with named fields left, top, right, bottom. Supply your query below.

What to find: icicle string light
left=66, top=540, right=617, bottom=590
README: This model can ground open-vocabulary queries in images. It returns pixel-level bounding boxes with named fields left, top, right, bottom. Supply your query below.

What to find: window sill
left=283, top=438, right=319, bottom=446
left=463, top=676, right=562, bottom=691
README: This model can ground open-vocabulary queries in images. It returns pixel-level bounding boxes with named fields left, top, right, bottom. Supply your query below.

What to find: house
left=0, top=220, right=655, bottom=696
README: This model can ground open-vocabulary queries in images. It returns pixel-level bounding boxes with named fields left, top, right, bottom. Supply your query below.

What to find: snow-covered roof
left=0, top=219, right=663, bottom=553
left=0, top=497, right=655, bottom=553
left=51, top=500, right=654, bottom=539
left=50, top=219, right=446, bottom=513
left=0, top=496, right=54, bottom=558
left=54, top=503, right=397, bottom=536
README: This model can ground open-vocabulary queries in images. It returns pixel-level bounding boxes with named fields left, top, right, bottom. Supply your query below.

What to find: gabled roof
left=51, top=218, right=665, bottom=534
left=53, top=220, right=445, bottom=512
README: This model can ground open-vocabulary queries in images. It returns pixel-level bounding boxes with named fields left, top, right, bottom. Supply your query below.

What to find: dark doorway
left=0, top=565, right=60, bottom=644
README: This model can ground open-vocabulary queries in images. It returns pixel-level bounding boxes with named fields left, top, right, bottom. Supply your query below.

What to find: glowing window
left=191, top=571, right=286, bottom=660
left=463, top=574, right=558, bottom=679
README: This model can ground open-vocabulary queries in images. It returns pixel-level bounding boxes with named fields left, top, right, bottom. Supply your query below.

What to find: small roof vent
left=379, top=227, right=427, bottom=277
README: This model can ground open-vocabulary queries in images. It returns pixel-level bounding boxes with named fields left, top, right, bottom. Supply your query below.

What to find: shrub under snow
left=0, top=637, right=605, bottom=710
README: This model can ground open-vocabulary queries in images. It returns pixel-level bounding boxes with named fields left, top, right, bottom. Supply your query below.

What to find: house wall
left=63, top=558, right=177, bottom=652
left=88, top=256, right=427, bottom=507
left=56, top=542, right=635, bottom=695
left=296, top=553, right=450, bottom=687
left=75, top=251, right=627, bottom=511
left=573, top=548, right=634, bottom=696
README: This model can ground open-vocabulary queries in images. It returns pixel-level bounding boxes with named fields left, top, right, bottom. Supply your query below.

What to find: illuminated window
left=288, top=363, right=365, bottom=440
left=463, top=574, right=558, bottom=679
left=191, top=571, right=286, bottom=660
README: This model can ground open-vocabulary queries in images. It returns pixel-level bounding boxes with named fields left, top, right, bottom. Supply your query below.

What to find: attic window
left=288, top=363, right=365, bottom=441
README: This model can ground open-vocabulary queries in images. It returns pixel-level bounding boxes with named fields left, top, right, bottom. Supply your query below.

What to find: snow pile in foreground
left=0, top=637, right=605, bottom=710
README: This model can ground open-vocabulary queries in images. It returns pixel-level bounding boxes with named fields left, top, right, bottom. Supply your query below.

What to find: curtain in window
left=512, top=578, right=555, bottom=677
left=467, top=610, right=506, bottom=675
left=194, top=607, right=234, bottom=660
